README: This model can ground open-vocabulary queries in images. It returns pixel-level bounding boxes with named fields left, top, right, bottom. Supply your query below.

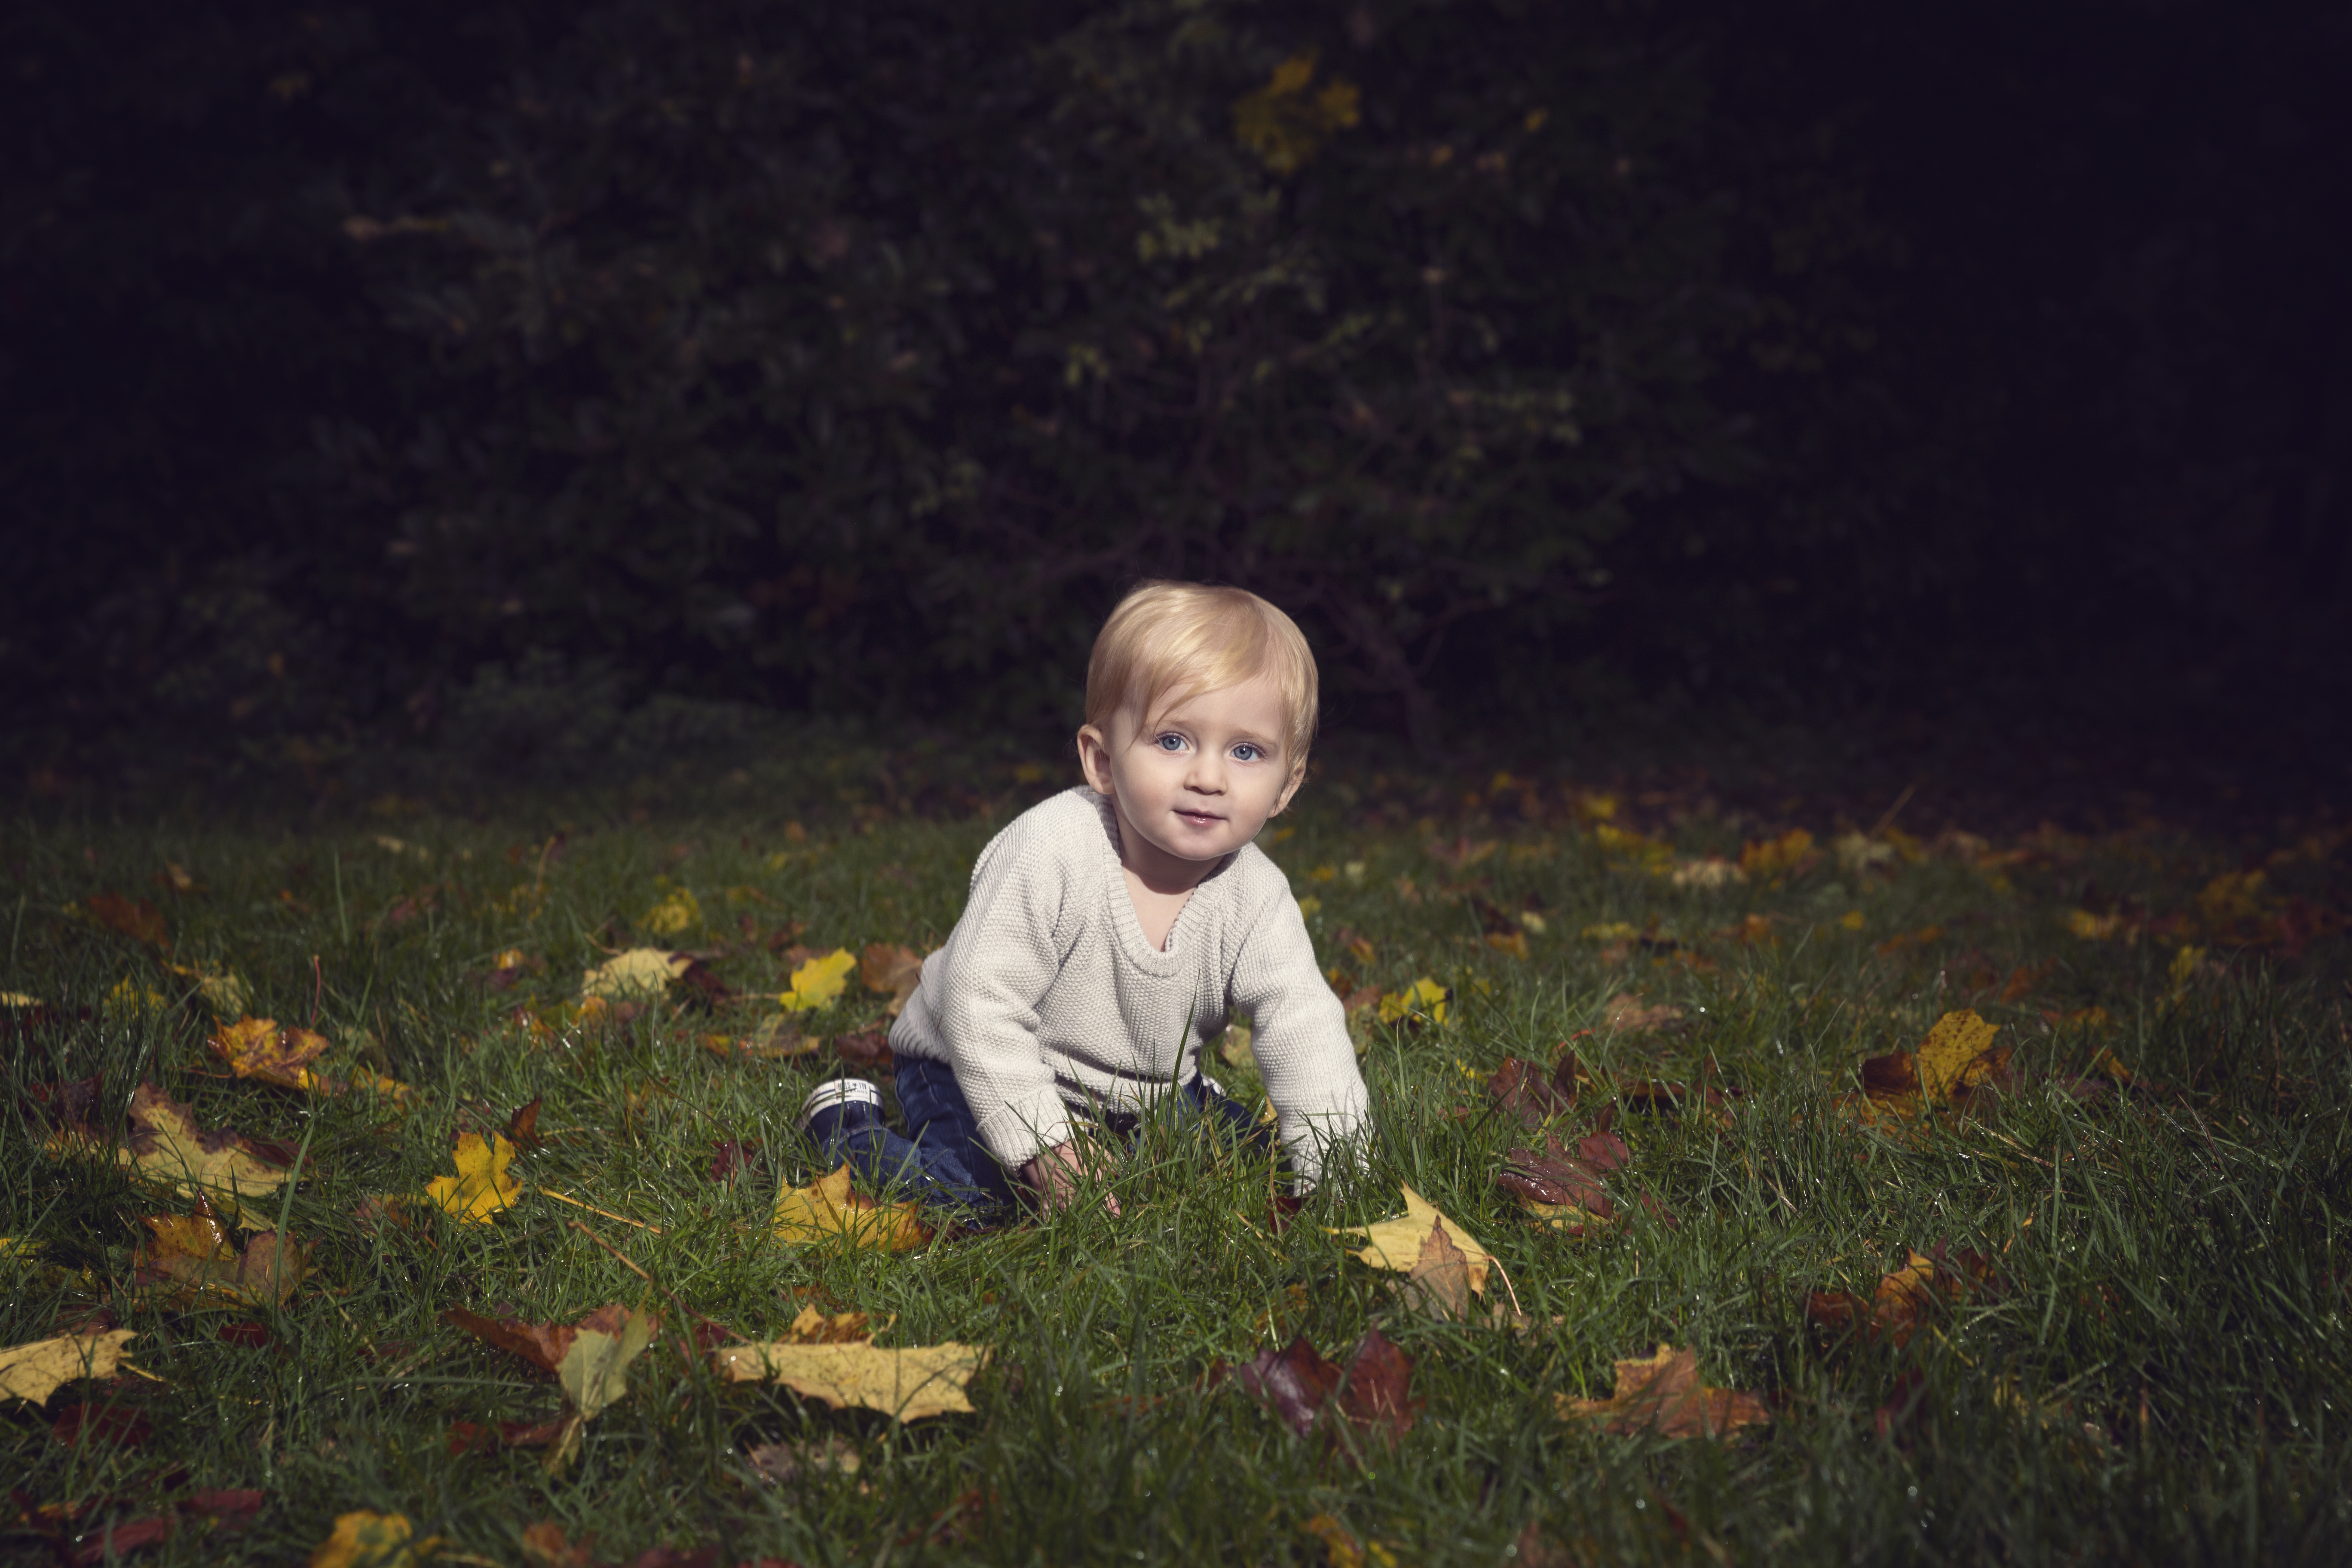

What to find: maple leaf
left=1558, top=1344, right=1770, bottom=1439
left=1498, top=1133, right=1621, bottom=1234
left=712, top=1336, right=987, bottom=1421
left=107, top=1082, right=292, bottom=1225
left=1847, top=1009, right=2012, bottom=1127
left=425, top=1132, right=522, bottom=1225
left=1329, top=1184, right=1490, bottom=1296
left=0, top=1330, right=138, bottom=1405
left=779, top=948, right=858, bottom=1012
left=211, top=1015, right=414, bottom=1106
left=1233, top=1329, right=1420, bottom=1443
left=1398, top=1220, right=1477, bottom=1321
left=861, top=943, right=925, bottom=1017
left=308, top=1510, right=439, bottom=1568
left=167, top=961, right=250, bottom=1019
left=772, top=1164, right=932, bottom=1252
left=581, top=948, right=692, bottom=1000
left=85, top=892, right=170, bottom=946
left=1806, top=1244, right=1995, bottom=1349
left=132, top=1195, right=307, bottom=1308
left=1376, top=978, right=1449, bottom=1027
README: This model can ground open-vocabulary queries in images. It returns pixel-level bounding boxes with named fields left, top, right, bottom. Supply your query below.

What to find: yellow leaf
left=2066, top=909, right=2128, bottom=941
left=1839, top=910, right=1866, bottom=931
left=0, top=1330, right=138, bottom=1405
left=104, top=977, right=168, bottom=1017
left=2, top=992, right=42, bottom=1007
left=309, top=1511, right=440, bottom=1568
left=167, top=962, right=250, bottom=1019
left=210, top=1015, right=331, bottom=1089
left=425, top=1133, right=522, bottom=1225
left=772, top=1164, right=932, bottom=1252
left=1556, top=1344, right=1770, bottom=1439
left=778, top=948, right=857, bottom=1013
left=107, top=1082, right=290, bottom=1226
left=639, top=886, right=702, bottom=936
left=1914, top=1009, right=2000, bottom=1102
left=134, top=1203, right=307, bottom=1308
left=1328, top=1183, right=1491, bottom=1297
left=582, top=948, right=691, bottom=1000
left=1297, top=895, right=1323, bottom=918
left=1377, top=977, right=1449, bottom=1026
left=557, top=1307, right=656, bottom=1418
left=711, top=1337, right=986, bottom=1421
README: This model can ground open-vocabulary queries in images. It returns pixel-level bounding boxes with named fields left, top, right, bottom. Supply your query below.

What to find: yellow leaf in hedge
left=425, top=1133, right=521, bottom=1225
left=640, top=886, right=702, bottom=936
left=778, top=948, right=857, bottom=1013
left=1328, top=1183, right=1491, bottom=1296
left=0, top=1330, right=138, bottom=1405
left=1914, top=1009, right=2000, bottom=1102
left=772, top=1164, right=932, bottom=1252
left=582, top=948, right=691, bottom=1000
left=711, top=1337, right=986, bottom=1421
left=308, top=1510, right=439, bottom=1568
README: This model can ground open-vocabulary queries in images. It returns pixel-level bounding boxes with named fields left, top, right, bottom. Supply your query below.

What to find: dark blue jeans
left=827, top=1055, right=1270, bottom=1218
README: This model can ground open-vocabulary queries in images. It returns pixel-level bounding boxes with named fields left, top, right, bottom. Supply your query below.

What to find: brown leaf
left=1806, top=1244, right=1996, bottom=1349
left=131, top=1198, right=307, bottom=1308
left=1234, top=1335, right=1344, bottom=1436
left=1557, top=1344, right=1770, bottom=1439
left=833, top=1030, right=894, bottom=1072
left=52, top=1402, right=153, bottom=1448
left=442, top=1307, right=578, bottom=1372
left=1487, top=1057, right=1574, bottom=1126
left=710, top=1139, right=756, bottom=1184
left=1498, top=1136, right=1615, bottom=1229
left=746, top=1434, right=862, bottom=1485
left=85, top=893, right=169, bottom=946
left=860, top=943, right=925, bottom=1017
left=450, top=1418, right=568, bottom=1455
left=208, top=1017, right=331, bottom=1090
left=521, top=1520, right=601, bottom=1568
left=218, top=1321, right=272, bottom=1349
left=1398, top=1219, right=1474, bottom=1321
left=1334, top=1328, right=1419, bottom=1442
left=22, top=1072, right=105, bottom=1138
left=1602, top=992, right=1686, bottom=1035
left=504, top=1096, right=545, bottom=1152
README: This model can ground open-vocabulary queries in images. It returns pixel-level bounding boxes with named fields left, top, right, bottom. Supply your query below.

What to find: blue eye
left=1155, top=733, right=1185, bottom=752
left=1232, top=743, right=1263, bottom=763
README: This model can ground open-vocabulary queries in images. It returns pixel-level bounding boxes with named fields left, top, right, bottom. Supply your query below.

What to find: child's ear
left=1076, top=724, right=1116, bottom=796
left=1271, top=760, right=1308, bottom=817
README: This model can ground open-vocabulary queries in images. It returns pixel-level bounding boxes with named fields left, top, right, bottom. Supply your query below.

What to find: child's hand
left=1020, top=1138, right=1121, bottom=1217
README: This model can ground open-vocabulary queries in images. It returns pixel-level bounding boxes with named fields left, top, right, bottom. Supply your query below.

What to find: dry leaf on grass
left=444, top=1304, right=658, bottom=1471
left=1499, top=1132, right=1624, bottom=1234
left=1843, top=1009, right=2015, bottom=1128
left=772, top=1164, right=932, bottom=1252
left=1602, top=992, right=1687, bottom=1035
left=102, top=1082, right=292, bottom=1225
left=1806, top=1244, right=1997, bottom=1349
left=425, top=1132, right=522, bottom=1225
left=747, top=1433, right=863, bottom=1485
left=308, top=1510, right=439, bottom=1568
left=1398, top=1221, right=1478, bottom=1320
left=712, top=1337, right=986, bottom=1421
left=1328, top=1184, right=1490, bottom=1296
left=1231, top=1329, right=1420, bottom=1444
left=210, top=1016, right=413, bottom=1105
left=0, top=1330, right=138, bottom=1405
left=1558, top=1344, right=1770, bottom=1439
left=582, top=948, right=692, bottom=1001
left=779, top=948, right=858, bottom=1012
left=132, top=1195, right=306, bottom=1308
left=861, top=943, right=925, bottom=1017
left=85, top=892, right=169, bottom=946
left=704, top=1015, right=820, bottom=1062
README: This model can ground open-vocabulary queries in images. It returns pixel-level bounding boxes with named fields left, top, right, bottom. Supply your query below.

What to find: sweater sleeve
left=1228, top=871, right=1372, bottom=1186
left=927, top=818, right=1080, bottom=1171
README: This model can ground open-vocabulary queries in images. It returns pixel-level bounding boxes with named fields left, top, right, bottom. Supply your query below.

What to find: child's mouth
left=1175, top=810, right=1222, bottom=829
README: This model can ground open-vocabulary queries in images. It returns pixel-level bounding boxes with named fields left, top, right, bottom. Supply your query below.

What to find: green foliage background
left=5, top=0, right=2347, bottom=775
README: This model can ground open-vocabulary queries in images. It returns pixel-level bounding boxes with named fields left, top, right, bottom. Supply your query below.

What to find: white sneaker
left=796, top=1076, right=884, bottom=1133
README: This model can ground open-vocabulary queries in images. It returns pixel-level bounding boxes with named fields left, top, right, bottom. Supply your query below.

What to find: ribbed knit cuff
left=974, top=1093, right=1076, bottom=1173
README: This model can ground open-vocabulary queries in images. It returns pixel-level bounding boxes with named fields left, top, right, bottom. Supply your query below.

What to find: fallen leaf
left=1498, top=1135, right=1617, bottom=1232
left=706, top=1015, right=818, bottom=1061
left=1233, top=1335, right=1341, bottom=1436
left=1234, top=1330, right=1419, bottom=1445
left=582, top=948, right=692, bottom=1001
left=640, top=886, right=702, bottom=936
left=504, top=1096, right=545, bottom=1151
left=778, top=1305, right=875, bottom=1344
left=1329, top=1184, right=1490, bottom=1297
left=712, top=1338, right=986, bottom=1421
left=1914, top=1009, right=2003, bottom=1100
left=167, top=962, right=249, bottom=1018
left=86, top=893, right=169, bottom=946
left=52, top=1401, right=153, bottom=1448
left=132, top=1197, right=307, bottom=1307
left=710, top=1139, right=756, bottom=1183
left=1333, top=1328, right=1420, bottom=1443
left=211, top=1016, right=413, bottom=1106
left=1376, top=978, right=1449, bottom=1027
left=1602, top=993, right=1686, bottom=1034
left=772, top=1165, right=931, bottom=1252
left=1486, top=1055, right=1576, bottom=1126
left=107, top=1082, right=291, bottom=1225
left=861, top=943, right=925, bottom=1017
left=1739, top=829, right=1816, bottom=880
left=450, top=1418, right=567, bottom=1455
left=425, top=1132, right=523, bottom=1225
left=1670, top=857, right=1745, bottom=889
left=1558, top=1344, right=1770, bottom=1439
left=1398, top=1220, right=1475, bottom=1321
left=521, top=1521, right=599, bottom=1568
left=0, top=1330, right=138, bottom=1404
left=1848, top=1009, right=2012, bottom=1126
left=779, top=948, right=858, bottom=1012
left=746, top=1433, right=862, bottom=1484
left=308, top=1510, right=439, bottom=1568
left=1806, top=1244, right=1995, bottom=1349
left=558, top=1304, right=657, bottom=1418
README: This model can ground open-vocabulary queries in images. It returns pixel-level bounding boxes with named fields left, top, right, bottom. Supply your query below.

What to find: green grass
left=4, top=761, right=2349, bottom=1565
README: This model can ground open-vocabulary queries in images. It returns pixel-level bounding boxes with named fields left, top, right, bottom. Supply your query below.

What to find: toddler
left=799, top=580, right=1371, bottom=1214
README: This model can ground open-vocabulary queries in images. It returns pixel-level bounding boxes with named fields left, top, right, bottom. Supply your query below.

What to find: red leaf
left=504, top=1096, right=545, bottom=1152
left=70, top=1513, right=174, bottom=1565
left=709, top=1139, right=755, bottom=1183
left=52, top=1405, right=152, bottom=1449
left=217, top=1322, right=272, bottom=1349
left=443, top=1307, right=576, bottom=1372
left=1234, top=1335, right=1344, bottom=1436
left=1335, top=1328, right=1419, bottom=1442
left=183, top=1489, right=266, bottom=1521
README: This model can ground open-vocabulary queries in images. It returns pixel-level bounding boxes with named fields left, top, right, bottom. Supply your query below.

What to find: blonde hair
left=1085, top=581, right=1318, bottom=772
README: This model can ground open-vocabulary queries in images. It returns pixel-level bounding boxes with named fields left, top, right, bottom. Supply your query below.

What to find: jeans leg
left=826, top=1057, right=1018, bottom=1216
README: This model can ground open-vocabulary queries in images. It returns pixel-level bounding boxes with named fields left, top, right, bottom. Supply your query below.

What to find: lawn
left=5, top=753, right=2348, bottom=1566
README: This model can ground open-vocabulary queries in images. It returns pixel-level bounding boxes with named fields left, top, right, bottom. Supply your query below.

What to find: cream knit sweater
left=889, top=787, right=1370, bottom=1183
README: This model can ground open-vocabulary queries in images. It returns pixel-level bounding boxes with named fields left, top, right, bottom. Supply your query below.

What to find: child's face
left=1078, top=673, right=1305, bottom=873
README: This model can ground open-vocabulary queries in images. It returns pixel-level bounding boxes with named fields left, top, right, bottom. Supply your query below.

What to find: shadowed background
left=6, top=0, right=2346, bottom=797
